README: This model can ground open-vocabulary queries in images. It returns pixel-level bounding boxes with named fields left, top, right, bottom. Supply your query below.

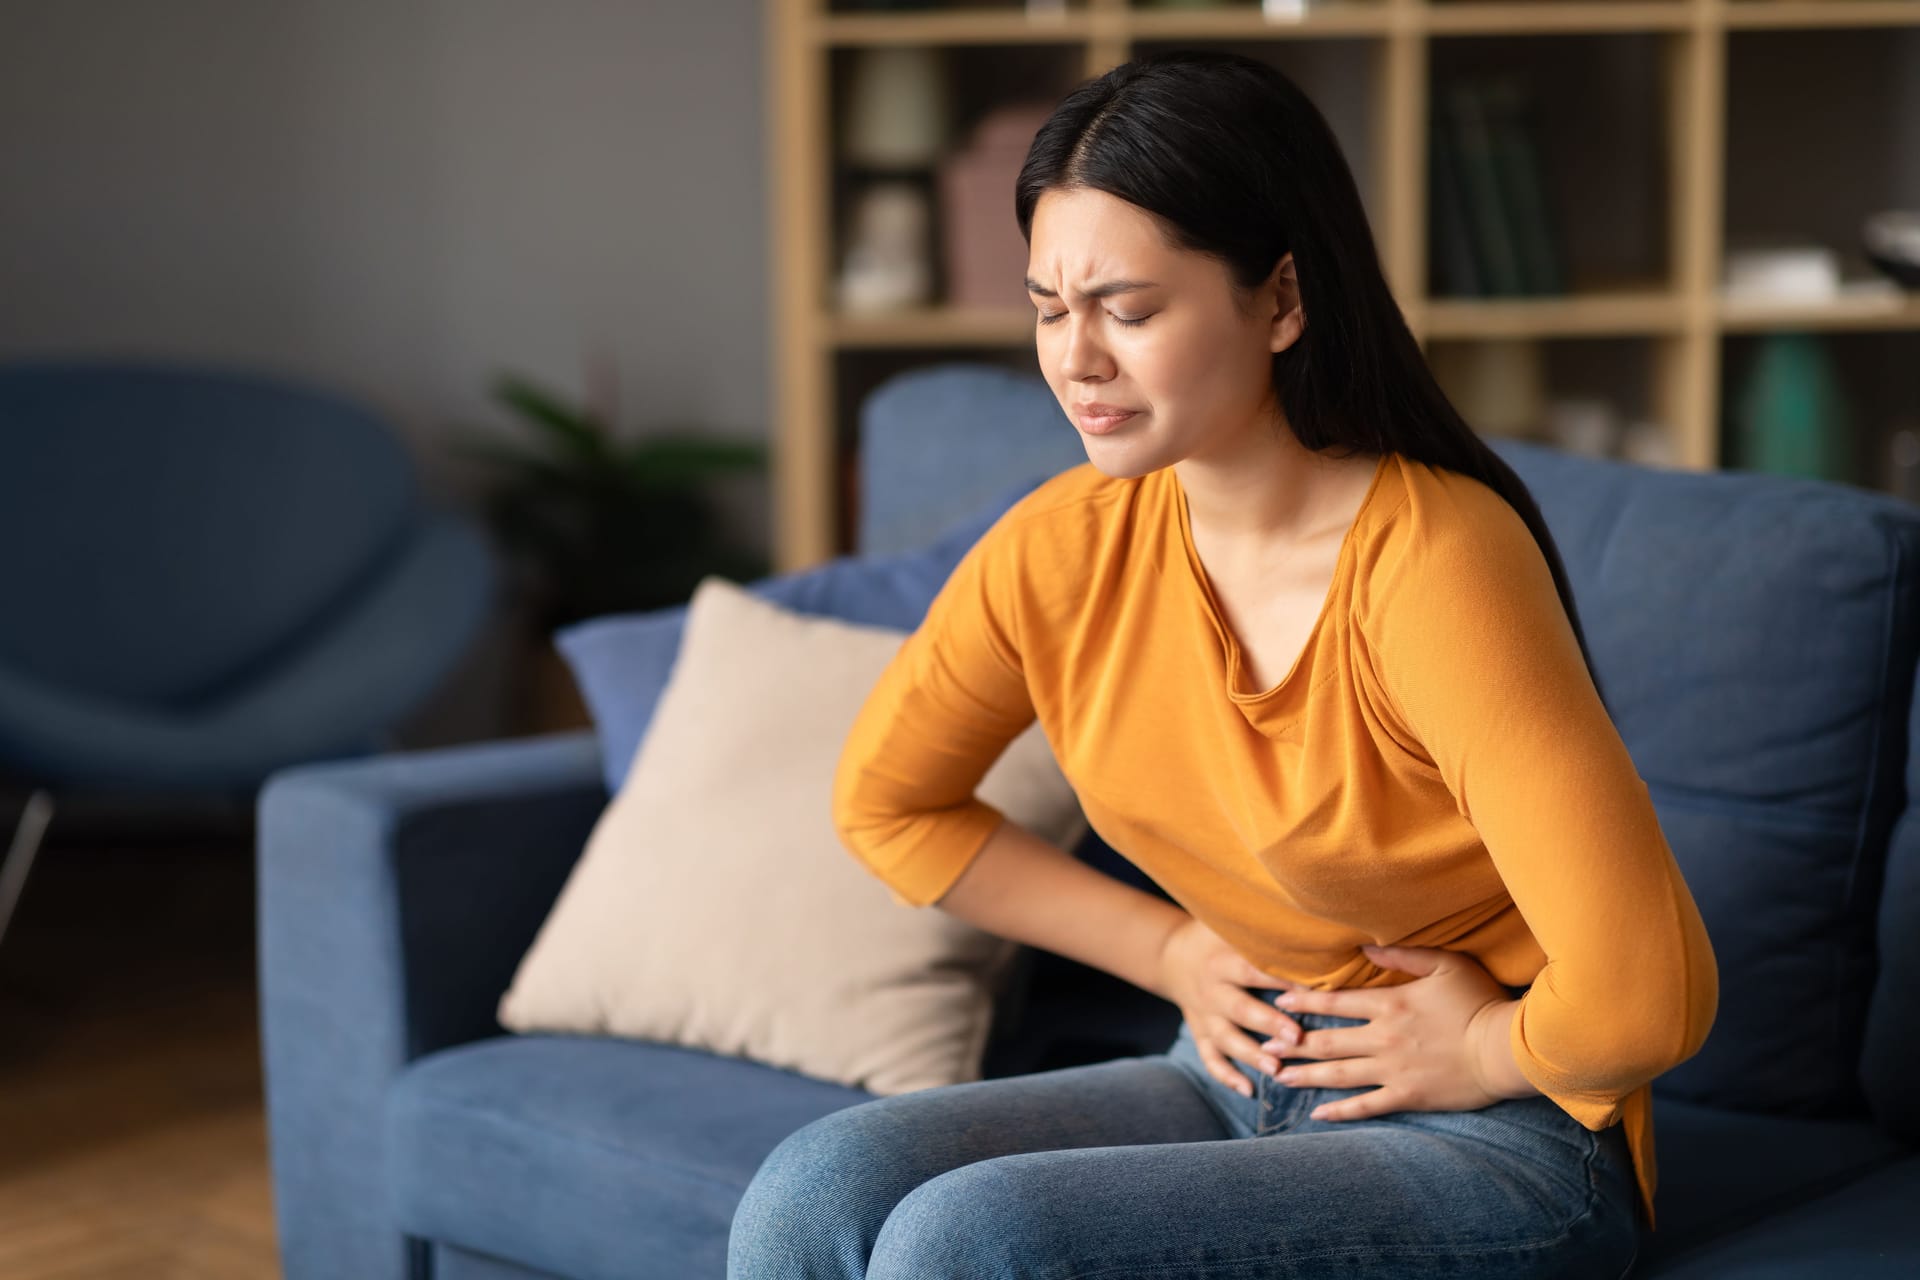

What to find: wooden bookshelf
left=766, top=0, right=1920, bottom=570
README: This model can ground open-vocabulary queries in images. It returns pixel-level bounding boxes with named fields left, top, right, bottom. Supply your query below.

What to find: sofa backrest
left=0, top=360, right=419, bottom=708
left=857, top=362, right=1089, bottom=557
left=1490, top=438, right=1918, bottom=1141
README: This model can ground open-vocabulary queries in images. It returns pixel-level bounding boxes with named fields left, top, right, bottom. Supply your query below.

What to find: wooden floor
left=0, top=828, right=280, bottom=1278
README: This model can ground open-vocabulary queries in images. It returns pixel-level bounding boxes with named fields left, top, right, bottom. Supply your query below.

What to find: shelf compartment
left=1425, top=334, right=1673, bottom=461
left=1126, top=36, right=1389, bottom=226
left=1718, top=330, right=1917, bottom=494
left=1426, top=32, right=1678, bottom=302
left=826, top=41, right=1085, bottom=314
left=1722, top=24, right=1919, bottom=328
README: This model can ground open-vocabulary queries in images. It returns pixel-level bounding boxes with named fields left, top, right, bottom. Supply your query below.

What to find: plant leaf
left=623, top=435, right=768, bottom=486
left=492, top=371, right=612, bottom=464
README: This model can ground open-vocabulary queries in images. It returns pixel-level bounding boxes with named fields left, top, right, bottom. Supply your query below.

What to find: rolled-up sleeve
left=1360, top=501, right=1719, bottom=1129
left=831, top=517, right=1036, bottom=909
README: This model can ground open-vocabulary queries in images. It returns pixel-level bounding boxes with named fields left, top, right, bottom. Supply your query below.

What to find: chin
left=1078, top=442, right=1164, bottom=482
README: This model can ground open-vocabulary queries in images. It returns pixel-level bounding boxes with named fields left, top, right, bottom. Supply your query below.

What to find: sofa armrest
left=257, top=729, right=607, bottom=1280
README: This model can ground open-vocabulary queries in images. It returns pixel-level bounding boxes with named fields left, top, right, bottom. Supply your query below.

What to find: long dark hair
left=1014, top=49, right=1610, bottom=716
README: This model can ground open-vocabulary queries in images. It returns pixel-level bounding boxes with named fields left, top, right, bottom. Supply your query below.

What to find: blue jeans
left=728, top=984, right=1644, bottom=1279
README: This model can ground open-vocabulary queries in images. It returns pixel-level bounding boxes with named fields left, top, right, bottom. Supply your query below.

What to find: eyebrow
left=1023, top=277, right=1160, bottom=300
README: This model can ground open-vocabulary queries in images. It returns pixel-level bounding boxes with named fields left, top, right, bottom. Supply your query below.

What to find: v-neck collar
left=1169, top=452, right=1393, bottom=715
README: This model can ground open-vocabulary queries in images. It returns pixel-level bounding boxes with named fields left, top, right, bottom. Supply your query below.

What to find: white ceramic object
left=838, top=181, right=933, bottom=313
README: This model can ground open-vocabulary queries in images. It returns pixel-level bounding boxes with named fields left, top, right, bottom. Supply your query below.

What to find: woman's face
left=1025, top=186, right=1302, bottom=480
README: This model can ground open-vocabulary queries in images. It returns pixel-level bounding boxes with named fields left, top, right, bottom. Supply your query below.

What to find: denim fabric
left=728, top=984, right=1642, bottom=1279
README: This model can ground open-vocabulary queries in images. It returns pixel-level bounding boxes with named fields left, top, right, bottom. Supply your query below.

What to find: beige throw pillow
left=497, top=575, right=1088, bottom=1095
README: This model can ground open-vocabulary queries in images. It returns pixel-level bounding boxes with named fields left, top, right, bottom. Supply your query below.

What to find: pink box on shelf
left=937, top=103, right=1055, bottom=309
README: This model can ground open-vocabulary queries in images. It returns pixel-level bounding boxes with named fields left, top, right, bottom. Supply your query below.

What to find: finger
left=1310, top=1087, right=1389, bottom=1123
left=1211, top=1021, right=1284, bottom=1080
left=1195, top=1038, right=1255, bottom=1098
left=1232, top=992, right=1300, bottom=1047
left=1277, top=985, right=1383, bottom=1020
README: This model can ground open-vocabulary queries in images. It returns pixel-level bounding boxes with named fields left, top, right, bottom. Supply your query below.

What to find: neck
left=1174, top=431, right=1377, bottom=571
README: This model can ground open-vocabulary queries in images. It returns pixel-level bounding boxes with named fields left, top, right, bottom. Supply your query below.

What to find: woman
left=728, top=50, right=1715, bottom=1280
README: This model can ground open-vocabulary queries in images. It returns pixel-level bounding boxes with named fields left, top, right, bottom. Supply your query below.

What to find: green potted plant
left=454, top=370, right=771, bottom=728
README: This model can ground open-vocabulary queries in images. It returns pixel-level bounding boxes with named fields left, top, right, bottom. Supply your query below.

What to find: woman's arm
left=1357, top=490, right=1719, bottom=1127
left=932, top=814, right=1189, bottom=1000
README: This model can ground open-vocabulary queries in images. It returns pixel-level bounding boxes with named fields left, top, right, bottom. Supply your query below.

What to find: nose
left=1057, top=316, right=1115, bottom=383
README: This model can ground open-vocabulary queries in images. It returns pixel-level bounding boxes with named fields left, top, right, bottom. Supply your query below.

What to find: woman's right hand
left=1156, top=915, right=1305, bottom=1098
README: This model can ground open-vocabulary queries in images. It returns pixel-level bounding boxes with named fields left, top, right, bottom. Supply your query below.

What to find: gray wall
left=0, top=0, right=768, bottom=744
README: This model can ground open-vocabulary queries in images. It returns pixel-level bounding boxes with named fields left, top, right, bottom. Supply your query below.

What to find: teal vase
left=1729, top=332, right=1855, bottom=482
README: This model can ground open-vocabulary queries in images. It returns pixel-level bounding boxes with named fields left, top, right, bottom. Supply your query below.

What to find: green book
left=1429, top=104, right=1485, bottom=296
left=1444, top=79, right=1527, bottom=296
left=1483, top=76, right=1564, bottom=296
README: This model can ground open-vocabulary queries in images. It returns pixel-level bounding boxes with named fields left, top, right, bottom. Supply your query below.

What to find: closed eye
left=1037, top=312, right=1151, bottom=328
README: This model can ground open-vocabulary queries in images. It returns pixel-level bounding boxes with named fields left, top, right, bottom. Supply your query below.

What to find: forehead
left=1026, top=188, right=1180, bottom=285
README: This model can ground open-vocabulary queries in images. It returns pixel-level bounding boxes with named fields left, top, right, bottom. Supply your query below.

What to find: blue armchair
left=0, top=359, right=495, bottom=792
left=258, top=363, right=1920, bottom=1279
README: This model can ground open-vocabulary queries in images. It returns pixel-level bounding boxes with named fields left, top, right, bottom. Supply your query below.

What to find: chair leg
left=0, top=790, right=55, bottom=949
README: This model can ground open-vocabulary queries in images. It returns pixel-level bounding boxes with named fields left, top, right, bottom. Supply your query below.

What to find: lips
left=1074, top=404, right=1142, bottom=435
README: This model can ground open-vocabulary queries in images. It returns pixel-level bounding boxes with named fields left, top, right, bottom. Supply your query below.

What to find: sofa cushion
left=1492, top=440, right=1920, bottom=1121
left=1640, top=1092, right=1913, bottom=1267
left=1862, top=644, right=1920, bottom=1144
left=498, top=575, right=1088, bottom=1097
left=1640, top=1153, right=1920, bottom=1277
left=387, top=1035, right=872, bottom=1280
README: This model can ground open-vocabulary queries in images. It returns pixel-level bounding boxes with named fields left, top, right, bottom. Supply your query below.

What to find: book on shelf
left=1431, top=77, right=1565, bottom=298
left=1483, top=76, right=1565, bottom=296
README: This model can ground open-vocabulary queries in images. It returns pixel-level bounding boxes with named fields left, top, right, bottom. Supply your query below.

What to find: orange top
left=831, top=451, right=1719, bottom=1232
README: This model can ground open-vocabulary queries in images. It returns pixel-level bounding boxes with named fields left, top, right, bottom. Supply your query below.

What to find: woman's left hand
left=1260, top=944, right=1515, bottom=1122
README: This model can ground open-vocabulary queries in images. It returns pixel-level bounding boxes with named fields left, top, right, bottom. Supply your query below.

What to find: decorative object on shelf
left=838, top=181, right=935, bottom=312
left=453, top=371, right=770, bottom=631
left=838, top=46, right=948, bottom=316
left=1881, top=419, right=1920, bottom=506
left=1431, top=76, right=1563, bottom=298
left=1722, top=239, right=1843, bottom=303
left=1545, top=396, right=1621, bottom=459
left=842, top=47, right=949, bottom=170
left=1728, top=332, right=1856, bottom=483
left=1863, top=210, right=1920, bottom=289
left=938, top=102, right=1055, bottom=309
left=1426, top=338, right=1548, bottom=439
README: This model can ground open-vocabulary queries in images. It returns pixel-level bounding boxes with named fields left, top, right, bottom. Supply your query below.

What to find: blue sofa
left=259, top=363, right=1920, bottom=1279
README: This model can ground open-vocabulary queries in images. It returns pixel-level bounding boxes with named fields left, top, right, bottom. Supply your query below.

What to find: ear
left=1267, top=251, right=1305, bottom=354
